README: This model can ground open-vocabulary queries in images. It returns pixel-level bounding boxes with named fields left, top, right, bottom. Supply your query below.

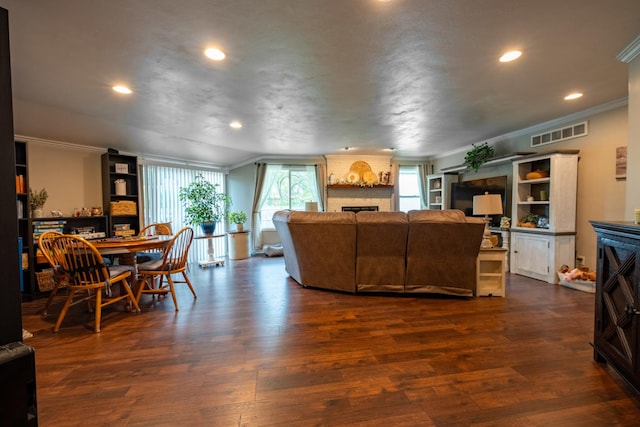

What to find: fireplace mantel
left=327, top=184, right=393, bottom=189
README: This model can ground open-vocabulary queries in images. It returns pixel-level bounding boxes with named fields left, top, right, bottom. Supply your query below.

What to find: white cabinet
left=426, top=173, right=458, bottom=210
left=510, top=150, right=579, bottom=283
left=511, top=232, right=576, bottom=283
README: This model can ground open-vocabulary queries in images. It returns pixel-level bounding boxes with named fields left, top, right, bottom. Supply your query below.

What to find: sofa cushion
left=355, top=211, right=408, bottom=292
left=273, top=210, right=357, bottom=293
left=406, top=210, right=484, bottom=296
left=408, top=209, right=468, bottom=223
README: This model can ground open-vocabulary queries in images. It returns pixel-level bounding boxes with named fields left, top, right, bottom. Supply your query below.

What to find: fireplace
left=342, top=206, right=379, bottom=213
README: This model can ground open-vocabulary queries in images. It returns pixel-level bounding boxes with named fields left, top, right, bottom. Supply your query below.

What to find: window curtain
left=140, top=164, right=226, bottom=263
left=251, top=163, right=272, bottom=251
left=418, top=163, right=429, bottom=209
left=390, top=163, right=400, bottom=211
left=315, top=163, right=326, bottom=211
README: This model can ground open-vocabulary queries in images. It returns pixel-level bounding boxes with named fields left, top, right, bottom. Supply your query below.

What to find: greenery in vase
left=29, top=187, right=48, bottom=211
left=178, top=174, right=231, bottom=226
left=464, top=142, right=495, bottom=172
left=229, top=211, right=247, bottom=225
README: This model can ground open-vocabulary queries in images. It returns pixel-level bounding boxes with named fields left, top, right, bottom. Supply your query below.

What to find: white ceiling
left=2, top=0, right=639, bottom=168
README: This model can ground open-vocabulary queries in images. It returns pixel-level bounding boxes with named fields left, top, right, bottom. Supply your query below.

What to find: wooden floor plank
left=20, top=255, right=640, bottom=426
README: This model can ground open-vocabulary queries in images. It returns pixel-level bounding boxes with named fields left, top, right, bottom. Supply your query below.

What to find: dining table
left=91, top=235, right=173, bottom=266
left=35, top=235, right=173, bottom=266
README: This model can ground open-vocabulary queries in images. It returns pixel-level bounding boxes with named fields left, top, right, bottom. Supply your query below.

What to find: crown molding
left=617, top=34, right=640, bottom=63
left=15, top=134, right=106, bottom=153
left=432, top=97, right=628, bottom=160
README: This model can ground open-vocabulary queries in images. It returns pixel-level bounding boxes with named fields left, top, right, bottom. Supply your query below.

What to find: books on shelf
left=76, top=231, right=106, bottom=240
left=114, top=229, right=136, bottom=237
left=32, top=219, right=67, bottom=240
left=15, top=174, right=25, bottom=193
left=32, top=219, right=67, bottom=227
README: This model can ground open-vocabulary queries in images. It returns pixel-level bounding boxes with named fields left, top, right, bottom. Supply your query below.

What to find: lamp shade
left=473, top=192, right=503, bottom=216
left=304, top=201, right=318, bottom=212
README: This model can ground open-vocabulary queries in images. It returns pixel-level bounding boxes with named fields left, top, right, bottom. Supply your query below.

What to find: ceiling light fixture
left=229, top=120, right=242, bottom=129
left=499, top=50, right=522, bottom=62
left=204, top=48, right=226, bottom=61
left=112, top=85, right=132, bottom=94
left=564, top=92, right=583, bottom=100
left=383, top=148, right=395, bottom=152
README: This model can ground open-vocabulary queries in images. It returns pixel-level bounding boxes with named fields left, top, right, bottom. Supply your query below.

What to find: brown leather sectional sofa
left=272, top=209, right=485, bottom=297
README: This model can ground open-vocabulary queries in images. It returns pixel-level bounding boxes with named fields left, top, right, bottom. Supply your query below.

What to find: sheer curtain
left=140, top=164, right=226, bottom=263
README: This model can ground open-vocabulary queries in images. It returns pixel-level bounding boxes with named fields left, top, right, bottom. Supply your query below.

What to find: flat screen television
left=450, top=176, right=508, bottom=227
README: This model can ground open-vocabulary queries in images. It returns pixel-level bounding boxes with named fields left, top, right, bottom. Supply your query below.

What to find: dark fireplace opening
left=341, top=206, right=379, bottom=213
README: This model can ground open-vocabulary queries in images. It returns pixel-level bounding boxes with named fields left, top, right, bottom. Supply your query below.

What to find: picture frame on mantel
left=616, top=146, right=627, bottom=180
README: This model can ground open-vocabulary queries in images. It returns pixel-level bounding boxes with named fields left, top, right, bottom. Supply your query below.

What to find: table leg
left=198, top=236, right=225, bottom=268
left=207, top=238, right=214, bottom=262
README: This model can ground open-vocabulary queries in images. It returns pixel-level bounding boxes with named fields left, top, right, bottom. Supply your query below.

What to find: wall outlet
left=576, top=255, right=585, bottom=267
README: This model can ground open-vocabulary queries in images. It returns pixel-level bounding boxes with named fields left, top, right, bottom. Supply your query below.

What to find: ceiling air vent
left=531, top=121, right=588, bottom=147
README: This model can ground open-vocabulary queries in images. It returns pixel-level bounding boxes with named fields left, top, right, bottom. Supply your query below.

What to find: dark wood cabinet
left=2, top=8, right=38, bottom=424
left=101, top=152, right=140, bottom=236
left=590, top=220, right=640, bottom=394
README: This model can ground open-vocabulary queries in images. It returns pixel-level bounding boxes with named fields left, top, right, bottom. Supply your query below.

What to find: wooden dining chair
left=138, top=222, right=172, bottom=237
left=37, top=231, right=66, bottom=316
left=136, top=226, right=196, bottom=311
left=49, top=234, right=141, bottom=332
left=136, top=222, right=173, bottom=263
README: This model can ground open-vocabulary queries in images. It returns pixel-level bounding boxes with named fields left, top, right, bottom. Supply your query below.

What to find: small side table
left=195, top=234, right=225, bottom=267
left=477, top=247, right=507, bottom=297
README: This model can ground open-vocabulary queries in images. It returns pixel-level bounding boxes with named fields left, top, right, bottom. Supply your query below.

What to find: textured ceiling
left=2, top=0, right=639, bottom=167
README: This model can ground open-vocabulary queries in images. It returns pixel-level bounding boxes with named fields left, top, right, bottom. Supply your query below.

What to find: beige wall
left=626, top=55, right=640, bottom=217
left=431, top=106, right=628, bottom=269
left=28, top=142, right=103, bottom=217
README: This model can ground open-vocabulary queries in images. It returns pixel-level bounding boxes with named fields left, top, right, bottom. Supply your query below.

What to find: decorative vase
left=32, top=208, right=44, bottom=218
left=201, top=221, right=216, bottom=236
left=236, top=223, right=244, bottom=232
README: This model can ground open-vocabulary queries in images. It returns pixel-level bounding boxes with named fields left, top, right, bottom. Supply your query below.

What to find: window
left=141, top=164, right=226, bottom=263
left=398, top=166, right=421, bottom=212
left=259, top=164, right=319, bottom=229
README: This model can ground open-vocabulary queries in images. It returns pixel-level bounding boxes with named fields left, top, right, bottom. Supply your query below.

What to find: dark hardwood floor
left=20, top=256, right=640, bottom=426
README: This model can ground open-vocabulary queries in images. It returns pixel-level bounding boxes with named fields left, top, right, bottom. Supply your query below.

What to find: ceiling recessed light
left=499, top=50, right=522, bottom=63
left=112, top=85, right=132, bottom=94
left=564, top=92, right=583, bottom=100
left=229, top=120, right=242, bottom=129
left=204, top=48, right=226, bottom=61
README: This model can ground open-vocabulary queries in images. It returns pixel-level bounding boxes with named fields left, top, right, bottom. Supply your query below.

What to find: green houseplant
left=29, top=187, right=48, bottom=218
left=178, top=174, right=231, bottom=235
left=229, top=211, right=247, bottom=232
left=464, top=142, right=495, bottom=172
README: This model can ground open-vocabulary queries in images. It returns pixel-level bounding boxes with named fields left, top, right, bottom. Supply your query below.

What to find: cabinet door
left=511, top=233, right=550, bottom=279
left=594, top=235, right=639, bottom=381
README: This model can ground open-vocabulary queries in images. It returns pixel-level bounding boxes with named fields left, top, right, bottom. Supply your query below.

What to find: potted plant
left=178, top=174, right=231, bottom=235
left=229, top=211, right=247, bottom=232
left=29, top=187, right=48, bottom=218
left=464, top=142, right=494, bottom=172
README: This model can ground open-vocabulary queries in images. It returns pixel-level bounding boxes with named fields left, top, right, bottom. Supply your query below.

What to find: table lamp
left=473, top=192, right=503, bottom=248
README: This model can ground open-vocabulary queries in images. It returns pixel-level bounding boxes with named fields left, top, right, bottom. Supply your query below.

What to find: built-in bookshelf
left=101, top=153, right=140, bottom=237
left=15, top=140, right=30, bottom=294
